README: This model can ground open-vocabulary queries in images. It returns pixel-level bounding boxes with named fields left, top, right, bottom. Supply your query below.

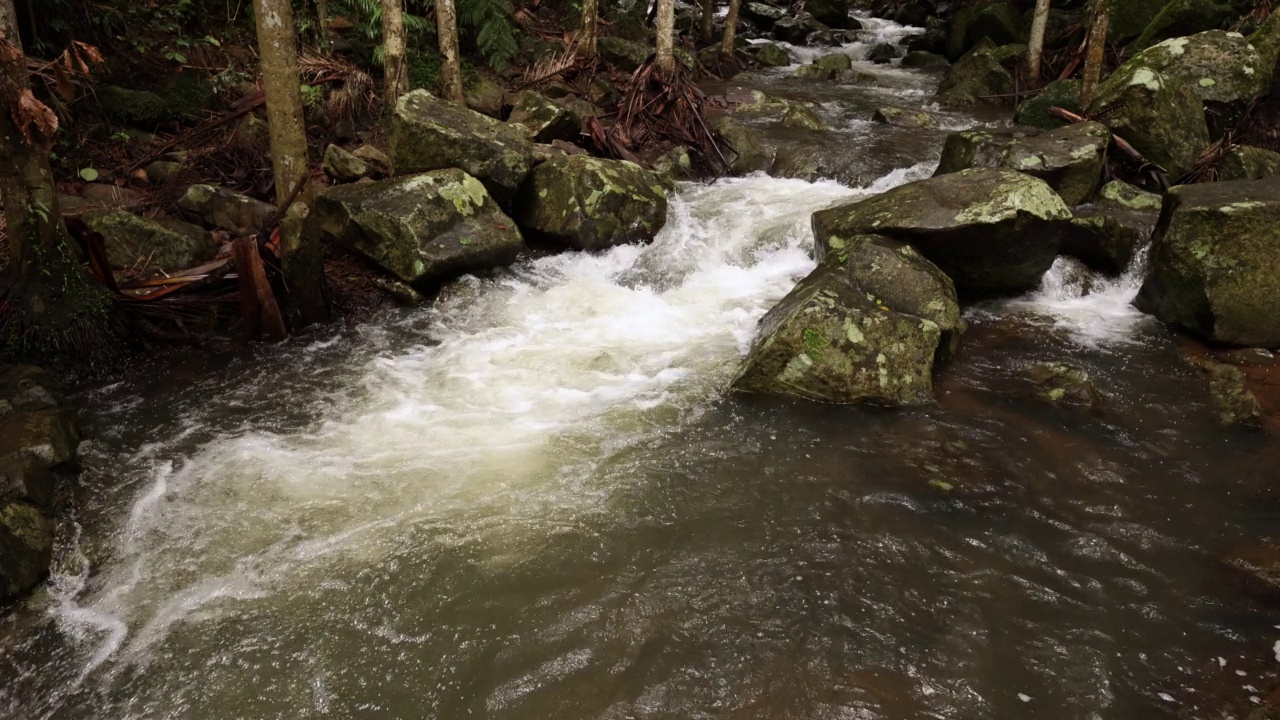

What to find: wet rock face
left=514, top=155, right=671, bottom=251
left=934, top=122, right=1110, bottom=206
left=0, top=366, right=78, bottom=602
left=1123, top=31, right=1267, bottom=107
left=812, top=168, right=1074, bottom=297
left=314, top=169, right=523, bottom=288
left=872, top=106, right=937, bottom=129
left=81, top=210, right=215, bottom=273
left=1087, top=65, right=1209, bottom=179
left=1192, top=358, right=1264, bottom=427
left=711, top=116, right=773, bottom=175
left=1135, top=178, right=1280, bottom=348
left=732, top=235, right=960, bottom=406
left=390, top=90, right=535, bottom=210
left=177, top=184, right=277, bottom=237
left=1023, top=363, right=1104, bottom=412
left=749, top=42, right=791, bottom=67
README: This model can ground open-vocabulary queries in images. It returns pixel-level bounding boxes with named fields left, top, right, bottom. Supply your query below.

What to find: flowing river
left=3, top=17, right=1279, bottom=720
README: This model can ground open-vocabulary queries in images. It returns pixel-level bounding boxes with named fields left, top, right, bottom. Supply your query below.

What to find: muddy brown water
left=3, top=17, right=1279, bottom=720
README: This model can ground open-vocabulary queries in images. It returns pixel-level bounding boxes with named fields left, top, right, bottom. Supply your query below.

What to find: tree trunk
left=1080, top=2, right=1109, bottom=107
left=1027, top=0, right=1051, bottom=81
left=316, top=0, right=331, bottom=54
left=381, top=0, right=408, bottom=106
left=0, top=0, right=123, bottom=366
left=700, top=0, right=715, bottom=44
left=721, top=0, right=741, bottom=55
left=252, top=0, right=329, bottom=326
left=581, top=0, right=599, bottom=57
left=655, top=0, right=676, bottom=71
left=436, top=0, right=465, bottom=104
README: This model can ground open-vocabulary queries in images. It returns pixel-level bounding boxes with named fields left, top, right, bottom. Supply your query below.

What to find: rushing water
left=4, top=18, right=1280, bottom=720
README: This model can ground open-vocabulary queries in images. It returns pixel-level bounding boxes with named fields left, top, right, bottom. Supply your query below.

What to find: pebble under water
left=3, top=17, right=1280, bottom=720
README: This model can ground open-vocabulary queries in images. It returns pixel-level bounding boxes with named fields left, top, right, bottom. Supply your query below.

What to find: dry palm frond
left=516, top=42, right=582, bottom=91
left=298, top=50, right=379, bottom=123
left=605, top=58, right=728, bottom=176
left=1180, top=133, right=1234, bottom=185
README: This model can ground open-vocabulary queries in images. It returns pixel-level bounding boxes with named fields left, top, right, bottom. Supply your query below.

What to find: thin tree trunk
left=0, top=0, right=124, bottom=366
left=1080, top=2, right=1109, bottom=107
left=381, top=0, right=408, bottom=106
left=721, top=0, right=740, bottom=55
left=316, top=0, right=331, bottom=54
left=655, top=0, right=676, bottom=70
left=252, top=0, right=329, bottom=326
left=581, top=0, right=599, bottom=57
left=436, top=0, right=464, bottom=104
left=700, top=0, right=715, bottom=44
left=1027, top=0, right=1051, bottom=81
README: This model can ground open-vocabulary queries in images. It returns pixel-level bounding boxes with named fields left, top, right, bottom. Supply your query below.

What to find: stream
left=3, top=17, right=1280, bottom=720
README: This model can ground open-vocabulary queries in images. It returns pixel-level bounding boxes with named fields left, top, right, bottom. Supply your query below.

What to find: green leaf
left=459, top=237, right=473, bottom=246
left=79, top=167, right=99, bottom=182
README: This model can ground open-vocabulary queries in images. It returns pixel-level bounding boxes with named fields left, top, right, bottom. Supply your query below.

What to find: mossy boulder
left=507, top=91, right=581, bottom=143
left=315, top=169, right=523, bottom=287
left=1123, top=31, right=1267, bottom=108
left=772, top=13, right=829, bottom=44
left=712, top=116, right=772, bottom=175
left=464, top=76, right=507, bottom=118
left=514, top=155, right=670, bottom=251
left=1130, top=0, right=1235, bottom=51
left=867, top=43, right=898, bottom=64
left=813, top=52, right=853, bottom=73
left=731, top=235, right=960, bottom=406
left=1108, top=0, right=1172, bottom=45
left=806, top=0, right=858, bottom=29
left=934, top=122, right=1110, bottom=206
left=177, top=184, right=278, bottom=236
left=1250, top=9, right=1280, bottom=83
left=1135, top=178, right=1280, bottom=347
left=936, top=40, right=1016, bottom=108
left=946, top=1, right=1024, bottom=60
left=900, top=50, right=950, bottom=68
left=598, top=37, right=652, bottom=71
left=872, top=106, right=937, bottom=128
left=1060, top=215, right=1143, bottom=275
left=1014, top=79, right=1083, bottom=129
left=98, top=85, right=173, bottom=126
left=0, top=500, right=54, bottom=600
left=750, top=42, right=792, bottom=67
left=743, top=2, right=786, bottom=29
left=1087, top=67, right=1209, bottom=178
left=1098, top=179, right=1164, bottom=211
left=812, top=168, right=1074, bottom=297
left=1023, top=363, right=1104, bottom=411
left=390, top=89, right=535, bottom=209
left=322, top=144, right=371, bottom=183
left=1190, top=357, right=1264, bottom=426
left=1217, top=145, right=1280, bottom=181
left=82, top=210, right=214, bottom=272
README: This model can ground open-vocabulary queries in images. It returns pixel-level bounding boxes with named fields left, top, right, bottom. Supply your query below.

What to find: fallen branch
left=1049, top=105, right=1169, bottom=189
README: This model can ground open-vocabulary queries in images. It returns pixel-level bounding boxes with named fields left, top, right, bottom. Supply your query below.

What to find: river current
left=3, top=17, right=1279, bottom=720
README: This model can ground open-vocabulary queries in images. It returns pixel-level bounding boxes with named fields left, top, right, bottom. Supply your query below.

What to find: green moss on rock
left=934, top=122, right=1110, bottom=206
left=514, top=155, right=670, bottom=250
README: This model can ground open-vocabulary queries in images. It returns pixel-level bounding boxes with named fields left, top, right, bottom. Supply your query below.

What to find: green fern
left=458, top=0, right=518, bottom=71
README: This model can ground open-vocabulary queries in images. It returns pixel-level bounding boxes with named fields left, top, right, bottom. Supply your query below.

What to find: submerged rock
left=732, top=235, right=960, bottom=406
left=315, top=169, right=523, bottom=287
left=82, top=209, right=214, bottom=272
left=390, top=89, right=534, bottom=209
left=1023, top=363, right=1104, bottom=411
left=1087, top=65, right=1209, bottom=178
left=712, top=116, right=772, bottom=175
left=812, top=168, right=1074, bottom=297
left=514, top=155, right=670, bottom=251
left=872, top=106, right=937, bottom=128
left=177, top=184, right=277, bottom=236
left=934, top=122, right=1110, bottom=206
left=1135, top=178, right=1280, bottom=347
left=1190, top=357, right=1264, bottom=427
left=507, top=91, right=581, bottom=144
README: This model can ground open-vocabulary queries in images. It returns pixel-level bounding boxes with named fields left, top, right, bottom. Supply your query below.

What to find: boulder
left=0, top=500, right=54, bottom=601
left=145, top=160, right=184, bottom=185
left=1251, top=8, right=1280, bottom=82
left=743, top=2, right=786, bottom=29
left=1135, top=178, right=1280, bottom=347
left=352, top=144, right=391, bottom=177
left=1060, top=215, right=1144, bottom=275
left=464, top=76, right=506, bottom=118
left=1097, top=179, right=1164, bottom=211
left=1014, top=79, right=1083, bottom=129
left=812, top=168, right=1074, bottom=297
left=813, top=52, right=853, bottom=73
left=806, top=0, right=858, bottom=30
left=314, top=169, right=523, bottom=287
left=98, top=85, right=173, bottom=126
left=390, top=89, right=535, bottom=209
left=936, top=40, right=1016, bottom=108
left=1190, top=357, right=1264, bottom=427
left=712, top=116, right=772, bottom=175
left=872, top=106, right=937, bottom=128
left=946, top=0, right=1023, bottom=60
left=598, top=37, right=652, bottom=71
left=1023, top=363, right=1103, bottom=411
left=1087, top=67, right=1209, bottom=178
left=900, top=51, right=950, bottom=68
left=1122, top=31, right=1267, bottom=109
left=772, top=14, right=828, bottom=44
left=507, top=91, right=581, bottom=143
left=731, top=235, right=959, bottom=406
left=750, top=42, right=792, bottom=67
left=781, top=104, right=826, bottom=130
left=177, top=184, right=278, bottom=236
left=82, top=210, right=214, bottom=272
left=322, top=144, right=371, bottom=183
left=934, top=122, right=1110, bottom=206
left=1109, top=0, right=1172, bottom=45
left=867, top=43, right=898, bottom=64
left=1217, top=145, right=1280, bottom=181
left=513, top=155, right=670, bottom=251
